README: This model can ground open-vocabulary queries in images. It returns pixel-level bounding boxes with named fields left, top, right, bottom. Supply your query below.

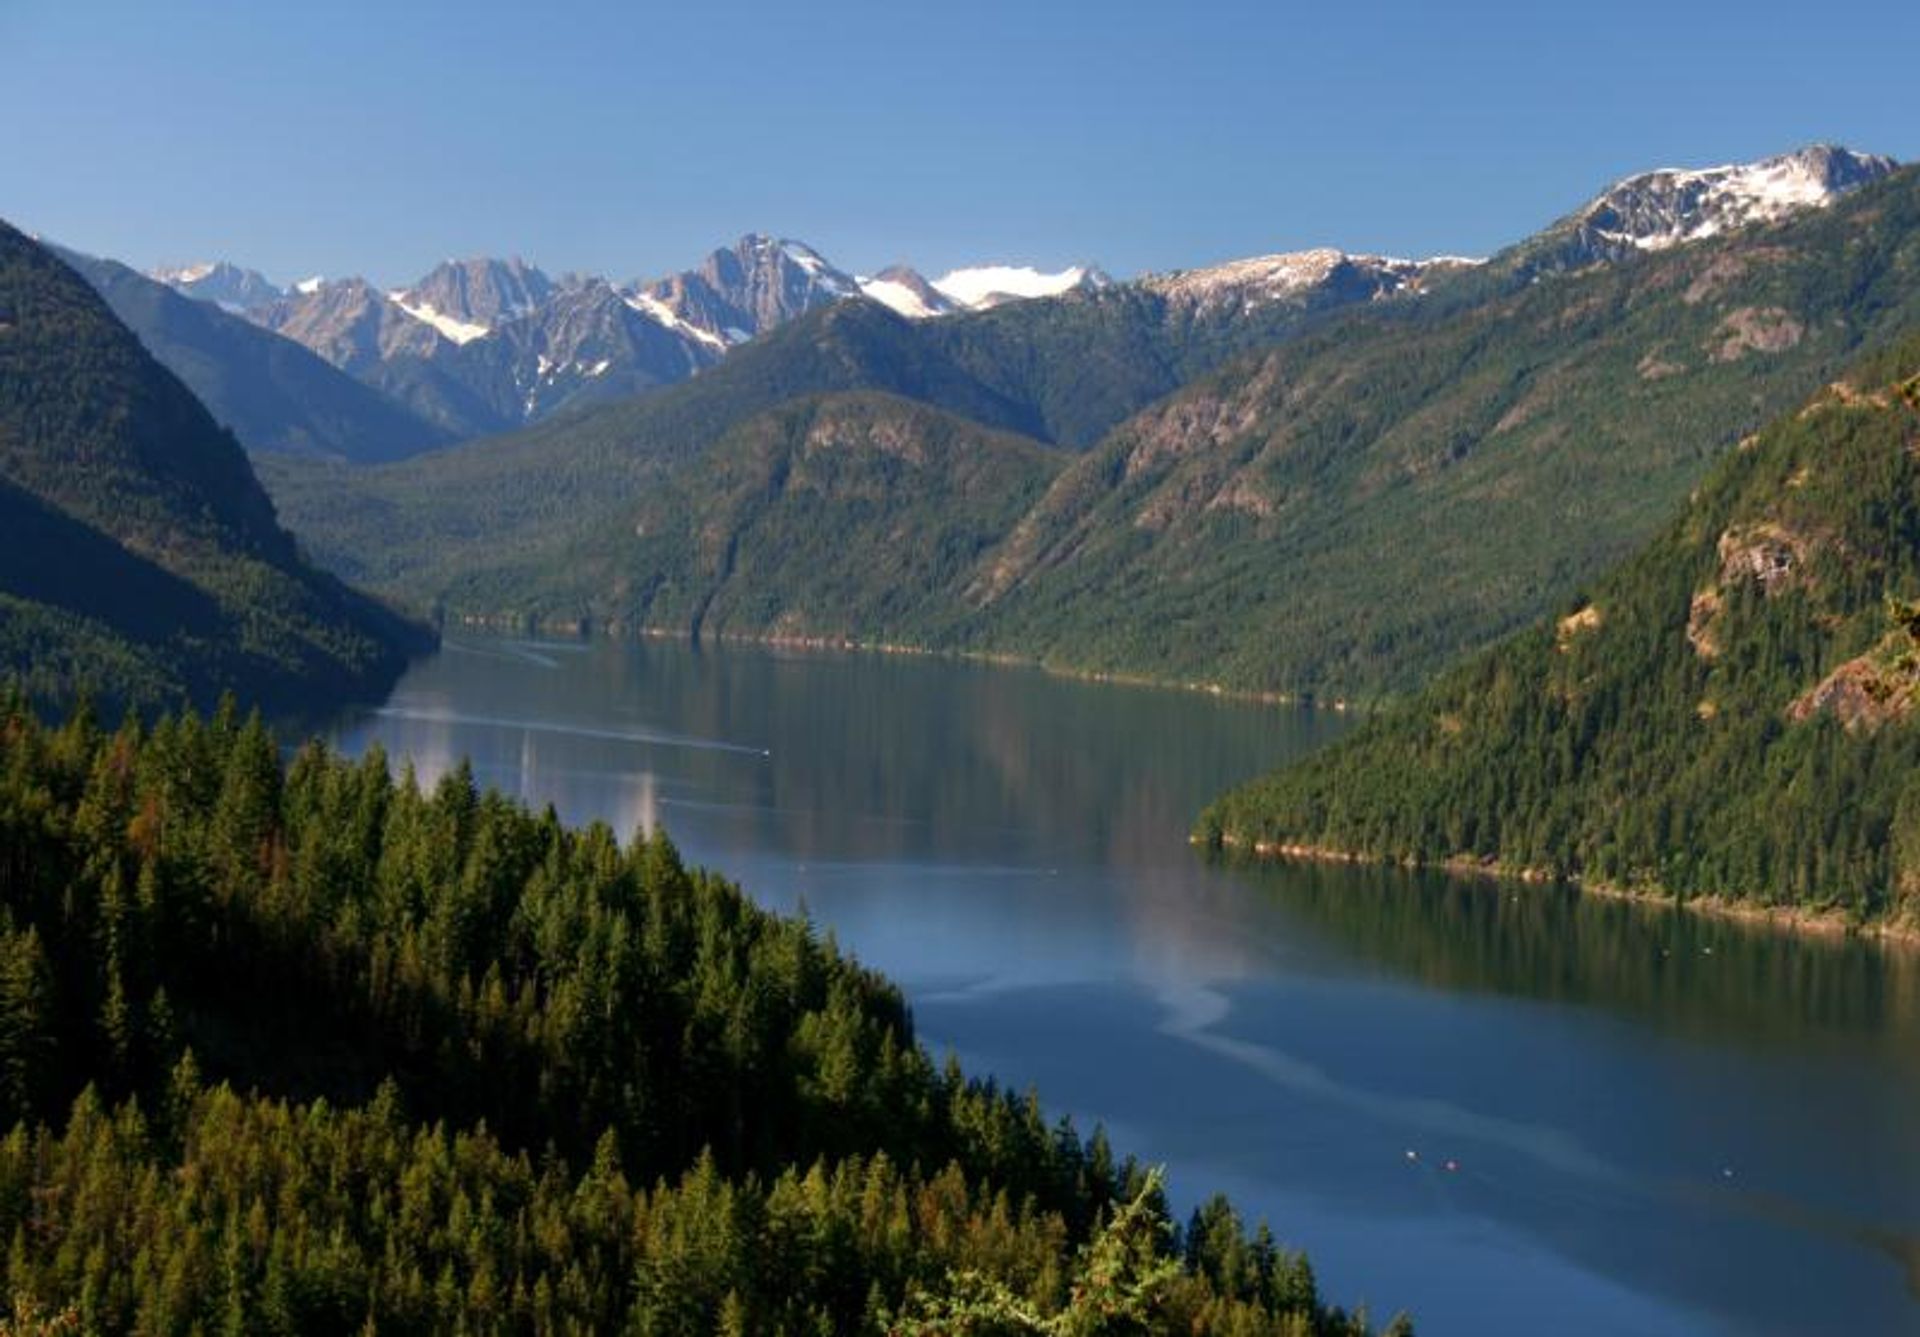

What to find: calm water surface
left=324, top=636, right=1920, bottom=1336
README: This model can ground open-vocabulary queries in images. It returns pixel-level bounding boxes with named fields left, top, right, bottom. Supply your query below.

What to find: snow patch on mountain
left=777, top=240, right=852, bottom=293
left=1141, top=249, right=1481, bottom=314
left=1568, top=145, right=1899, bottom=258
left=390, top=296, right=490, bottom=344
left=622, top=290, right=729, bottom=351
left=858, top=277, right=944, bottom=319
left=932, top=264, right=1103, bottom=309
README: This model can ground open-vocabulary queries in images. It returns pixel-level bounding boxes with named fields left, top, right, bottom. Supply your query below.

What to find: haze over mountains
left=20, top=139, right=1904, bottom=709
left=240, top=145, right=1916, bottom=706
left=142, top=235, right=1112, bottom=443
left=88, top=145, right=1890, bottom=470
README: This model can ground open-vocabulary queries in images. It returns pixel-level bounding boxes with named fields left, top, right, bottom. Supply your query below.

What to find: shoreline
left=1206, top=833, right=1920, bottom=949
left=444, top=613, right=1361, bottom=714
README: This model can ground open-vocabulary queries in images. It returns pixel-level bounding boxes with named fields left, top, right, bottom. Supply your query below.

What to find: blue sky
left=4, top=0, right=1916, bottom=286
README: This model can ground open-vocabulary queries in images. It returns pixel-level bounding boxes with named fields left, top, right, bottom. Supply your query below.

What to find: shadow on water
left=1223, top=853, right=1920, bottom=1051
left=325, top=634, right=1920, bottom=1333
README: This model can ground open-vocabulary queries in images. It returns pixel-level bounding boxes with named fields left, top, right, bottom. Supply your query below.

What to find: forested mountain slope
left=257, top=300, right=1056, bottom=596
left=0, top=222, right=428, bottom=713
left=1201, top=335, right=1920, bottom=933
left=965, top=163, right=1920, bottom=698
left=0, top=701, right=1387, bottom=1334
left=268, top=166, right=1920, bottom=700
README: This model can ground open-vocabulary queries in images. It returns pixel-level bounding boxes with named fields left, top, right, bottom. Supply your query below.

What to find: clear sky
left=4, top=0, right=1916, bottom=287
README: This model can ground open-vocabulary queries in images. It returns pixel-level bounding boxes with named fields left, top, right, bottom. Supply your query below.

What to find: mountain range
left=112, top=146, right=1893, bottom=465
left=246, top=146, right=1915, bottom=702
left=138, top=235, right=1114, bottom=444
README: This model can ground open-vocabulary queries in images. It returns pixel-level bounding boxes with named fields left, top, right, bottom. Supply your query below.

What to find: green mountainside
left=58, top=248, right=452, bottom=463
left=425, top=392, right=1066, bottom=636
left=256, top=300, right=1056, bottom=597
left=1201, top=336, right=1920, bottom=933
left=965, top=165, right=1920, bottom=698
left=265, top=167, right=1920, bottom=700
left=0, top=222, right=428, bottom=714
left=0, top=701, right=1386, bottom=1335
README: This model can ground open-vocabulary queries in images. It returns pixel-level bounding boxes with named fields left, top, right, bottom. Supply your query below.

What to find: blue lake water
left=324, top=634, right=1920, bottom=1336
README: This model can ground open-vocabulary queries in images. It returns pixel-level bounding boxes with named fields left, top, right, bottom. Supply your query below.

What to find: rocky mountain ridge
left=141, top=144, right=1897, bottom=442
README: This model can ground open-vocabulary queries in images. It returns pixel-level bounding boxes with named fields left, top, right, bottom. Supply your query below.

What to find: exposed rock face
left=1507, top=145, right=1898, bottom=275
left=257, top=278, right=447, bottom=374
left=1708, top=306, right=1805, bottom=362
left=1789, top=653, right=1919, bottom=731
left=131, top=142, right=1899, bottom=445
left=394, top=257, right=556, bottom=332
left=1687, top=589, right=1723, bottom=658
left=632, top=234, right=859, bottom=346
left=151, top=260, right=285, bottom=311
left=1556, top=603, right=1603, bottom=649
left=1717, top=522, right=1809, bottom=592
left=463, top=280, right=725, bottom=421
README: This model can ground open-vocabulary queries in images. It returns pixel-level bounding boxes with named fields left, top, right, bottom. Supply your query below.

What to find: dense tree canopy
left=0, top=696, right=1388, bottom=1334
left=1203, top=336, right=1920, bottom=932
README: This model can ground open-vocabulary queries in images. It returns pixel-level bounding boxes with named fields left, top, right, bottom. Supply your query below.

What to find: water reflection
left=1230, top=856, right=1920, bottom=1050
left=324, top=635, right=1920, bottom=1336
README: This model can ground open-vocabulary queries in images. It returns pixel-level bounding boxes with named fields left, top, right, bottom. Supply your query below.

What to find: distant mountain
left=255, top=276, right=449, bottom=375
left=0, top=221, right=427, bottom=712
left=628, top=233, right=859, bottom=346
left=260, top=157, right=1920, bottom=703
left=1139, top=248, right=1472, bottom=317
left=1505, top=144, right=1898, bottom=276
left=447, top=278, right=724, bottom=424
left=857, top=265, right=957, bottom=319
left=150, top=259, right=283, bottom=311
left=932, top=263, right=1109, bottom=309
left=61, top=249, right=451, bottom=462
left=390, top=256, right=555, bottom=338
left=147, top=143, right=1901, bottom=456
left=1201, top=333, right=1920, bottom=935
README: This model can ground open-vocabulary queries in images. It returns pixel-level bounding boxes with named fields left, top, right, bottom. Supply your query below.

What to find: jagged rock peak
left=391, top=256, right=556, bottom=340
left=1523, top=145, right=1900, bottom=272
left=149, top=259, right=285, bottom=312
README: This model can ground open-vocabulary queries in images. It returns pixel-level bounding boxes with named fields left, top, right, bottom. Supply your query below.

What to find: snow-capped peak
left=1139, top=248, right=1478, bottom=315
left=856, top=265, right=957, bottom=320
left=931, top=263, right=1105, bottom=310
left=149, top=259, right=287, bottom=311
left=1573, top=144, right=1898, bottom=256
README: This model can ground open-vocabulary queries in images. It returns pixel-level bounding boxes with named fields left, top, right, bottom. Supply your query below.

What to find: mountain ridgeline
left=262, top=154, right=1920, bottom=700
left=60, top=249, right=454, bottom=463
left=1202, top=335, right=1920, bottom=933
left=0, top=699, right=1386, bottom=1334
left=0, top=222, right=428, bottom=713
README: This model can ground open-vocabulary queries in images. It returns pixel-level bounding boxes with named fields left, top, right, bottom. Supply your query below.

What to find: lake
left=323, top=634, right=1920, bottom=1336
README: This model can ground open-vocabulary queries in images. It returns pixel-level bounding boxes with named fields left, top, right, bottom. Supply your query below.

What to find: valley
left=5, top=91, right=1919, bottom=1336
